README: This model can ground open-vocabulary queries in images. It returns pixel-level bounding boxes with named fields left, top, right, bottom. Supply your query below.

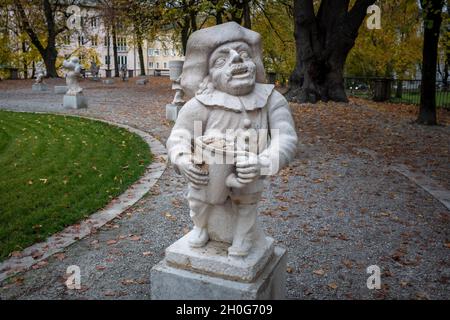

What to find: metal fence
left=344, top=77, right=450, bottom=109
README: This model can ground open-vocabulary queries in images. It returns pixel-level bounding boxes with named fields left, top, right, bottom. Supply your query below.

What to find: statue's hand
left=235, top=153, right=261, bottom=184
left=178, top=160, right=209, bottom=187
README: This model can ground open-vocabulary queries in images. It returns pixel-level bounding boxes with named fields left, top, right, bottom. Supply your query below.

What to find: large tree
left=417, top=0, right=445, bottom=125
left=14, top=0, right=73, bottom=77
left=287, top=0, right=376, bottom=103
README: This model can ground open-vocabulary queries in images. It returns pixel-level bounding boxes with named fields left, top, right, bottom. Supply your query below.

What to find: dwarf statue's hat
left=180, top=22, right=267, bottom=97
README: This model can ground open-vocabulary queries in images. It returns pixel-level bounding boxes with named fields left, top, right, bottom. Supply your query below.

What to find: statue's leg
left=187, top=197, right=211, bottom=247
left=228, top=193, right=261, bottom=257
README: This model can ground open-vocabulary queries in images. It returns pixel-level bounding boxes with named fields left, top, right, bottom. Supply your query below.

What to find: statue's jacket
left=167, top=83, right=298, bottom=202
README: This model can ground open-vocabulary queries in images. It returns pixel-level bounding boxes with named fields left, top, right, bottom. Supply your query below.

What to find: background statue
left=35, top=62, right=46, bottom=84
left=167, top=22, right=298, bottom=257
left=63, top=57, right=83, bottom=95
left=90, top=60, right=100, bottom=78
left=120, top=64, right=127, bottom=81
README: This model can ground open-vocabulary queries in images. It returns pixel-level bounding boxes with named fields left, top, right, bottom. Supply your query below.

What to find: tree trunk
left=112, top=23, right=119, bottom=77
left=396, top=80, right=403, bottom=98
left=243, top=0, right=251, bottom=29
left=21, top=40, right=28, bottom=79
left=286, top=0, right=376, bottom=103
left=417, top=0, right=444, bottom=125
left=42, top=47, right=58, bottom=77
left=180, top=16, right=190, bottom=55
left=137, top=34, right=145, bottom=76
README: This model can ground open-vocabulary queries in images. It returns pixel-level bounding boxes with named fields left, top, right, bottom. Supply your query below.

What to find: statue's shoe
left=228, top=239, right=252, bottom=257
left=188, top=227, right=209, bottom=248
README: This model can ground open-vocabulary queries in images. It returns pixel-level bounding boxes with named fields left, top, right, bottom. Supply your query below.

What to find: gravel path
left=0, top=79, right=448, bottom=300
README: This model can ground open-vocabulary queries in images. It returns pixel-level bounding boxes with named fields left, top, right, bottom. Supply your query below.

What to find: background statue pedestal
left=32, top=83, right=48, bottom=92
left=151, top=239, right=286, bottom=300
left=102, top=79, right=114, bottom=85
left=165, top=103, right=182, bottom=121
left=136, top=78, right=148, bottom=85
left=54, top=86, right=68, bottom=94
left=63, top=93, right=87, bottom=109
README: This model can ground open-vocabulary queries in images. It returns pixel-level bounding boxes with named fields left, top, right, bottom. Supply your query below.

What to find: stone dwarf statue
left=63, top=56, right=83, bottom=95
left=35, top=61, right=46, bottom=84
left=167, top=22, right=298, bottom=257
left=90, top=60, right=100, bottom=78
left=120, top=64, right=127, bottom=81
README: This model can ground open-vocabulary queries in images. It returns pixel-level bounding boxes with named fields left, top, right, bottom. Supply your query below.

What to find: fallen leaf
left=129, top=235, right=141, bottom=241
left=104, top=290, right=116, bottom=296
left=286, top=267, right=293, bottom=273
left=54, top=253, right=65, bottom=261
left=106, top=239, right=117, bottom=245
left=31, top=250, right=43, bottom=260
left=313, top=269, right=325, bottom=276
left=96, top=265, right=106, bottom=271
left=328, top=282, right=338, bottom=290
left=142, top=251, right=152, bottom=256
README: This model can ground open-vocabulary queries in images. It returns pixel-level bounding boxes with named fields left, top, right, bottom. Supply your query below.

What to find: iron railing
left=345, top=77, right=450, bottom=109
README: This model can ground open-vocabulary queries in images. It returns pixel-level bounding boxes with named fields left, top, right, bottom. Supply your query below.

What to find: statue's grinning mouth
left=230, top=64, right=249, bottom=76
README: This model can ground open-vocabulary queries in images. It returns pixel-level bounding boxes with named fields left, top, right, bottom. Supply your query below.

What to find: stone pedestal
left=54, top=86, right=68, bottom=94
left=32, top=83, right=48, bottom=92
left=136, top=78, right=148, bottom=85
left=102, top=79, right=114, bottom=85
left=63, top=94, right=87, bottom=109
left=151, top=240, right=286, bottom=300
left=166, top=104, right=182, bottom=121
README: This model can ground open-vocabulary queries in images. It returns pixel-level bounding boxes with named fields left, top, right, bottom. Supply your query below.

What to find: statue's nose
left=229, top=49, right=243, bottom=63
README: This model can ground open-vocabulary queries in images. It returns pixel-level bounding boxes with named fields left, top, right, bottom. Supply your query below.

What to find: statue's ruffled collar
left=195, top=83, right=275, bottom=111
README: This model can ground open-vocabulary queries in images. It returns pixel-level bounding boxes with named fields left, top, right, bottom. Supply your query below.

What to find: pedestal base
left=136, top=78, right=148, bottom=85
left=166, top=104, right=182, bottom=121
left=54, top=86, right=68, bottom=94
left=151, top=246, right=286, bottom=300
left=102, top=79, right=114, bottom=84
left=63, top=94, right=87, bottom=109
left=32, top=83, right=48, bottom=92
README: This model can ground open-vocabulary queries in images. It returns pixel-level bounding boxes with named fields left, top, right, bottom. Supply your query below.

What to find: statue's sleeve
left=258, top=90, right=298, bottom=175
left=166, top=99, right=207, bottom=173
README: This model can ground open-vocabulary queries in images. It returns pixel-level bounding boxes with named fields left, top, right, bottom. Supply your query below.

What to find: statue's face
left=208, top=41, right=256, bottom=96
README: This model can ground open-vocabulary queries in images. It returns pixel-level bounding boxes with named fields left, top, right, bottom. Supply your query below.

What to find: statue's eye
left=214, top=57, right=226, bottom=67
left=240, top=51, right=250, bottom=59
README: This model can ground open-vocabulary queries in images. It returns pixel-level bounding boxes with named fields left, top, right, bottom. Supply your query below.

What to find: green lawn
left=0, top=111, right=152, bottom=260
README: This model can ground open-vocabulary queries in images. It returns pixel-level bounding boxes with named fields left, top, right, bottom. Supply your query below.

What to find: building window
left=78, top=35, right=85, bottom=46
left=163, top=49, right=169, bottom=56
left=170, top=49, right=175, bottom=56
left=163, top=62, right=167, bottom=69
left=149, top=62, right=153, bottom=68
left=154, top=49, right=160, bottom=56
left=156, top=62, right=159, bottom=69
left=117, top=37, right=127, bottom=51
left=90, top=17, right=97, bottom=28
left=148, top=48, right=154, bottom=56
left=104, top=36, right=111, bottom=47
left=119, top=55, right=127, bottom=66
left=91, top=35, right=98, bottom=46
left=105, top=55, right=110, bottom=65
left=63, top=35, right=70, bottom=45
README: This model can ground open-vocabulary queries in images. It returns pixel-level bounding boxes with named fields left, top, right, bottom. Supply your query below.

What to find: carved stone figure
left=90, top=60, right=100, bottom=79
left=62, top=57, right=83, bottom=95
left=167, top=22, right=298, bottom=258
left=120, top=64, right=127, bottom=81
left=35, top=62, right=46, bottom=84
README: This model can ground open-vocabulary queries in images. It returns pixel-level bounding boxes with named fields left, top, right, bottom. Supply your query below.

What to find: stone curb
left=0, top=115, right=168, bottom=283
